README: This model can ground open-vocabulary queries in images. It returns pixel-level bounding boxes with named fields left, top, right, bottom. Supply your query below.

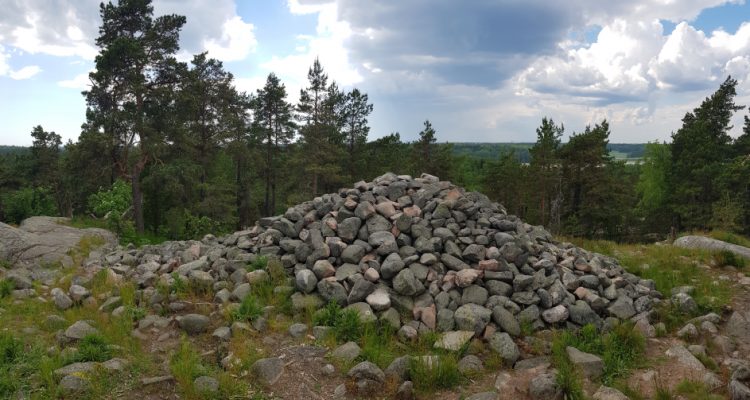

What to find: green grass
left=551, top=323, right=645, bottom=389
left=409, top=354, right=462, bottom=393
left=0, top=279, right=12, bottom=299
left=713, top=250, right=746, bottom=268
left=232, top=295, right=264, bottom=322
left=694, top=352, right=718, bottom=372
left=551, top=333, right=585, bottom=400
left=246, top=256, right=268, bottom=271
left=675, top=380, right=723, bottom=400
left=701, top=229, right=750, bottom=247
left=358, top=323, right=398, bottom=369
left=64, top=334, right=113, bottom=364
left=170, top=338, right=210, bottom=399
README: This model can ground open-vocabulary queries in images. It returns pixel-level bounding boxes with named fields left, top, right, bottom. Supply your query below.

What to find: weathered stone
left=434, top=330, right=475, bottom=351
left=567, top=347, right=603, bottom=379
left=332, top=341, right=361, bottom=362
left=252, top=357, right=285, bottom=385
left=454, top=304, right=492, bottom=334
left=295, top=269, right=318, bottom=294
left=177, top=314, right=210, bottom=335
left=488, top=332, right=520, bottom=365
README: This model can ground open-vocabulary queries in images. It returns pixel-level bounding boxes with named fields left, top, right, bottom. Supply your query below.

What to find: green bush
left=88, top=180, right=134, bottom=238
left=2, top=187, right=57, bottom=224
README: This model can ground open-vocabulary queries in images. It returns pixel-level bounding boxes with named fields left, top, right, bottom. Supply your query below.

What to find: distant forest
left=1, top=0, right=749, bottom=244
left=451, top=143, right=646, bottom=163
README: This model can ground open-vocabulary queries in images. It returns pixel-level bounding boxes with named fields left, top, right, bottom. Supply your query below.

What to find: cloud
left=9, top=65, right=41, bottom=80
left=202, top=16, right=256, bottom=62
left=58, top=72, right=91, bottom=90
left=0, top=44, right=42, bottom=80
left=0, top=0, right=258, bottom=63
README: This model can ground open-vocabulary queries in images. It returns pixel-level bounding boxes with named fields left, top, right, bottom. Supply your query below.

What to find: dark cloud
left=338, top=0, right=581, bottom=86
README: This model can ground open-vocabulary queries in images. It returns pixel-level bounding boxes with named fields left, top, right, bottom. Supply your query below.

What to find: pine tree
left=669, top=76, right=745, bottom=229
left=296, top=58, right=345, bottom=195
left=341, top=88, right=373, bottom=178
left=84, top=0, right=186, bottom=233
left=252, top=73, right=295, bottom=216
left=528, top=117, right=563, bottom=228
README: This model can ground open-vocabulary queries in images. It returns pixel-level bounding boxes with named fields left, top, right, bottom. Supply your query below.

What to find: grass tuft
left=232, top=295, right=264, bottom=322
left=409, top=354, right=462, bottom=393
left=65, top=334, right=113, bottom=364
left=675, top=379, right=723, bottom=400
left=0, top=279, right=12, bottom=299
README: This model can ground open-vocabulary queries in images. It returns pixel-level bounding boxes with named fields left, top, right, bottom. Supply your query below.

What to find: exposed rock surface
left=673, top=235, right=750, bottom=260
left=0, top=216, right=116, bottom=266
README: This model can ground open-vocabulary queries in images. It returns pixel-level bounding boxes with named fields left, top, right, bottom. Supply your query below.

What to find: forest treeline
left=1, top=0, right=750, bottom=244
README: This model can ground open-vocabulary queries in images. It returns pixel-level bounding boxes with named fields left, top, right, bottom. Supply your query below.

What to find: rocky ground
left=1, top=173, right=749, bottom=399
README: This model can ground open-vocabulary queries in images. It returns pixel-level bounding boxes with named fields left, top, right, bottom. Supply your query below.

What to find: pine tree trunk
left=132, top=165, right=145, bottom=234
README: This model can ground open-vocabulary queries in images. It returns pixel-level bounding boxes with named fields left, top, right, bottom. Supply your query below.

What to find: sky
left=1, top=0, right=750, bottom=146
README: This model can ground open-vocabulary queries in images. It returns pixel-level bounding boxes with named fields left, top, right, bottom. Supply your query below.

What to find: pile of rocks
left=90, top=173, right=661, bottom=341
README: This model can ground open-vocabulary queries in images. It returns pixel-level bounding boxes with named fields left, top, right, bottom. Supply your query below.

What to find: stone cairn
left=95, top=173, right=661, bottom=349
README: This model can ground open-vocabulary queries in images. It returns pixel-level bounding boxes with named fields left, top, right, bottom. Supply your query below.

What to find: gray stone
left=672, top=292, right=698, bottom=314
left=295, top=269, right=318, bottom=294
left=54, top=293, right=74, bottom=310
left=665, top=345, right=706, bottom=372
left=381, top=253, right=405, bottom=279
left=341, top=244, right=365, bottom=264
left=54, top=361, right=98, bottom=378
left=60, top=374, right=89, bottom=395
left=332, top=342, right=362, bottom=362
left=462, top=244, right=486, bottom=262
left=317, top=278, right=348, bottom=306
left=488, top=332, right=520, bottom=365
left=492, top=306, right=520, bottom=337
left=458, top=355, right=483, bottom=375
left=434, top=330, right=475, bottom=351
left=542, top=305, right=569, bottom=324
left=437, top=308, right=455, bottom=332
left=212, top=326, right=231, bottom=341
left=677, top=323, right=698, bottom=339
left=65, top=320, right=99, bottom=340
left=348, top=279, right=375, bottom=304
left=338, top=217, right=362, bottom=242
left=461, top=285, right=488, bottom=305
left=288, top=323, right=308, bottom=338
left=592, top=386, right=629, bottom=400
left=454, top=304, right=492, bottom=334
left=252, top=357, right=285, bottom=385
left=393, top=269, right=424, bottom=296
left=608, top=296, right=636, bottom=320
left=385, top=356, right=411, bottom=382
left=194, top=376, right=219, bottom=394
left=673, top=235, right=750, bottom=260
left=466, top=392, right=496, bottom=400
left=366, top=289, right=391, bottom=311
left=312, top=260, right=336, bottom=279
left=566, top=346, right=604, bottom=379
left=177, top=314, right=210, bottom=335
left=348, top=361, right=386, bottom=382
left=569, top=300, right=601, bottom=327
left=529, top=372, right=561, bottom=400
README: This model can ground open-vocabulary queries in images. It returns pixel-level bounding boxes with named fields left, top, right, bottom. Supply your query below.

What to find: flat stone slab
left=673, top=235, right=750, bottom=260
left=0, top=216, right=116, bottom=266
